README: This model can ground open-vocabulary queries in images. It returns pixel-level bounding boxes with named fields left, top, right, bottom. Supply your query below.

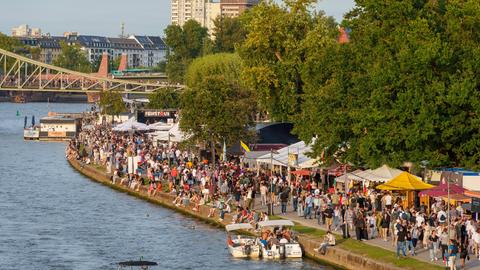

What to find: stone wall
left=68, top=158, right=404, bottom=270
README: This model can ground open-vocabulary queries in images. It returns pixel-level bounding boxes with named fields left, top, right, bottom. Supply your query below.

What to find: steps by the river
left=67, top=157, right=405, bottom=270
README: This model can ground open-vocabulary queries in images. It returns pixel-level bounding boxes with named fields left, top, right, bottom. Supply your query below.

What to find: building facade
left=129, top=36, right=167, bottom=68
left=16, top=33, right=167, bottom=69
left=170, top=0, right=258, bottom=34
left=11, top=24, right=42, bottom=37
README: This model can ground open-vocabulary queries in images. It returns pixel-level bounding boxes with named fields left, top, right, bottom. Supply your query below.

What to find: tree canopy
left=238, top=0, right=336, bottom=121
left=180, top=53, right=257, bottom=149
left=294, top=0, right=480, bottom=169
left=53, top=41, right=92, bottom=73
left=164, top=20, right=208, bottom=83
left=212, top=15, right=246, bottom=53
left=148, top=88, right=180, bottom=109
left=99, top=90, right=126, bottom=116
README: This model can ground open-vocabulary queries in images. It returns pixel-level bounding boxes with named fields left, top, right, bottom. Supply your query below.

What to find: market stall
left=377, top=172, right=434, bottom=208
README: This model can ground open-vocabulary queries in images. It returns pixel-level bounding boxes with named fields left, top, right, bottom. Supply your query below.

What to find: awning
left=290, top=169, right=310, bottom=176
left=256, top=141, right=318, bottom=168
left=376, top=172, right=434, bottom=191
left=419, top=182, right=465, bottom=197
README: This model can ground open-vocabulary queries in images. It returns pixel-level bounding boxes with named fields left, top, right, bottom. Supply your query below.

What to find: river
left=0, top=102, right=331, bottom=270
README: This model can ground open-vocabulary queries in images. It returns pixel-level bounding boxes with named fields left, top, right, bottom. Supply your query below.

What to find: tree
left=152, top=60, right=166, bottom=72
left=295, top=0, right=480, bottom=169
left=99, top=90, right=126, bottom=116
left=54, top=41, right=91, bottom=73
left=164, top=20, right=208, bottom=83
left=180, top=53, right=257, bottom=161
left=0, top=33, right=23, bottom=52
left=148, top=88, right=180, bottom=109
left=238, top=0, right=336, bottom=121
left=212, top=15, right=246, bottom=53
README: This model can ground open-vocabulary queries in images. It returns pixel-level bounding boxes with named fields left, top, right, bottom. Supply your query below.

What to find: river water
left=0, top=103, right=331, bottom=270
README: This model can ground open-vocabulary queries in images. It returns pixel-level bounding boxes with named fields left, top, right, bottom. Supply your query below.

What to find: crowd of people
left=66, top=114, right=479, bottom=269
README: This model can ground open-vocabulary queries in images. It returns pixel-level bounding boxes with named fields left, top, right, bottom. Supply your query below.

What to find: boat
left=24, top=126, right=40, bottom=140
left=225, top=223, right=261, bottom=258
left=117, top=260, right=158, bottom=270
left=13, top=95, right=26, bottom=103
left=257, top=220, right=303, bottom=259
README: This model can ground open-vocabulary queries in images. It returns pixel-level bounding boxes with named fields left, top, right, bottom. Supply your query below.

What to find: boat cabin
left=39, top=115, right=81, bottom=140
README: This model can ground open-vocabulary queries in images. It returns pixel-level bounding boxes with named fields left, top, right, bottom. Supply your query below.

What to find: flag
left=222, top=140, right=227, bottom=162
left=240, top=140, right=251, bottom=153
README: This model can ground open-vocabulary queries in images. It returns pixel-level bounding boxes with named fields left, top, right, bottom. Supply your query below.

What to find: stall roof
left=376, top=172, right=434, bottom=191
left=256, top=141, right=318, bottom=168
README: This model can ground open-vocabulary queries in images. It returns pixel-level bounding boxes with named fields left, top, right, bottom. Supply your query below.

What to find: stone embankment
left=68, top=158, right=404, bottom=270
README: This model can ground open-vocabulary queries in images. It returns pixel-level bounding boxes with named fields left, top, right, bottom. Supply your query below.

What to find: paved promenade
left=259, top=204, right=480, bottom=269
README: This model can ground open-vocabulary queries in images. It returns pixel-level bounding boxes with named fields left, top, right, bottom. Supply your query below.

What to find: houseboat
left=38, top=115, right=82, bottom=141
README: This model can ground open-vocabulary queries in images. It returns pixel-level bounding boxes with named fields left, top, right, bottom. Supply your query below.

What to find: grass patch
left=340, top=239, right=443, bottom=270
left=271, top=215, right=442, bottom=270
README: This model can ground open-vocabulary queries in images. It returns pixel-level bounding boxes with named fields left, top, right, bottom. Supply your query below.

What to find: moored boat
left=257, top=220, right=303, bottom=259
left=226, top=223, right=261, bottom=258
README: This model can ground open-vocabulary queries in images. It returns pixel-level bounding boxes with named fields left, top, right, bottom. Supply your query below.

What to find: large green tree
left=238, top=0, right=336, bottom=121
left=148, top=88, right=180, bottom=109
left=164, top=20, right=208, bottom=83
left=212, top=15, right=246, bottom=53
left=180, top=53, right=257, bottom=160
left=54, top=41, right=91, bottom=73
left=99, top=90, right=126, bottom=116
left=295, top=0, right=480, bottom=169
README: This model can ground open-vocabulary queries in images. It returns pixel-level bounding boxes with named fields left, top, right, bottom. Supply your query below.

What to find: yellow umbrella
left=376, top=172, right=434, bottom=191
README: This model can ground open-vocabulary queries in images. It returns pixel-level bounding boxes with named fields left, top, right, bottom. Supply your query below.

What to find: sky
left=0, top=0, right=356, bottom=37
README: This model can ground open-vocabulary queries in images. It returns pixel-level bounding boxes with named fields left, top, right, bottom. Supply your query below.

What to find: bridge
left=0, top=48, right=182, bottom=94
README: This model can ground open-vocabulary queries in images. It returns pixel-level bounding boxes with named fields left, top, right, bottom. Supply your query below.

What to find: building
left=107, top=37, right=143, bottom=68
left=14, top=32, right=167, bottom=69
left=171, top=0, right=193, bottom=26
left=129, top=35, right=167, bottom=68
left=38, top=37, right=64, bottom=64
left=16, top=36, right=64, bottom=64
left=73, top=35, right=113, bottom=63
left=220, top=0, right=258, bottom=17
left=170, top=0, right=258, bottom=34
left=11, top=24, right=42, bottom=37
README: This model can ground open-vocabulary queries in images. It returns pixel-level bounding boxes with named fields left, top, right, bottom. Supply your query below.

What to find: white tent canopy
left=149, top=122, right=187, bottom=142
left=147, top=122, right=173, bottom=131
left=335, top=165, right=415, bottom=183
left=256, top=141, right=319, bottom=169
left=112, top=118, right=149, bottom=132
left=335, top=169, right=364, bottom=183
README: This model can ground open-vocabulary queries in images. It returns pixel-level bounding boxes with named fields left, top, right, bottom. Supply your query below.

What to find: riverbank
left=67, top=157, right=443, bottom=270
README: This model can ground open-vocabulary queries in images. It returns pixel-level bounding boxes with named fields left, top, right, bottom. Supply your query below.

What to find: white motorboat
left=226, top=223, right=261, bottom=258
left=257, top=220, right=303, bottom=259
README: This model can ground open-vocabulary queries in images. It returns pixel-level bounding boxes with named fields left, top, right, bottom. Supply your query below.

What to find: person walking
left=380, top=211, right=390, bottom=241
left=448, top=239, right=458, bottom=270
left=428, top=230, right=439, bottom=261
left=397, top=226, right=407, bottom=258
left=304, top=193, right=313, bottom=219
left=280, top=188, right=289, bottom=215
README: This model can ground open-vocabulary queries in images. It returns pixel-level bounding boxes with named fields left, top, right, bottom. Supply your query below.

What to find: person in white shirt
left=473, top=228, right=480, bottom=259
left=416, top=212, right=425, bottom=228
left=384, top=193, right=392, bottom=210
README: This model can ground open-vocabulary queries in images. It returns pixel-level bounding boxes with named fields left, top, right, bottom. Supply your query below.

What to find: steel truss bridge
left=0, top=48, right=182, bottom=94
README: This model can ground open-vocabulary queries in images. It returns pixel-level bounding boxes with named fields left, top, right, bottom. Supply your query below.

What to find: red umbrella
left=290, top=170, right=310, bottom=176
left=419, top=182, right=465, bottom=197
